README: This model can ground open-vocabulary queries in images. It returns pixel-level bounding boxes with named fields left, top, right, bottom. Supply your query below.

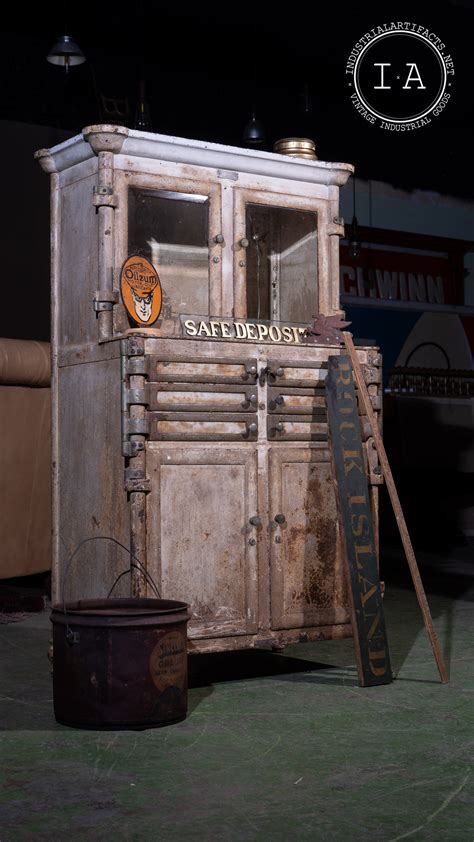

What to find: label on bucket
left=149, top=630, right=186, bottom=692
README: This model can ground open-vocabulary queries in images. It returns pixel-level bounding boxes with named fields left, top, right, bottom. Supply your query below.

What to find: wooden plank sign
left=326, top=354, right=392, bottom=687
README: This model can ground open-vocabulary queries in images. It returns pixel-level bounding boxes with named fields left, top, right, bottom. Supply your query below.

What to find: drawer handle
left=270, top=394, right=285, bottom=410
left=274, top=422, right=284, bottom=433
left=266, top=366, right=284, bottom=382
left=241, top=393, right=258, bottom=409
left=274, top=513, right=286, bottom=525
left=244, top=364, right=258, bottom=380
left=245, top=421, right=258, bottom=436
left=249, top=516, right=261, bottom=527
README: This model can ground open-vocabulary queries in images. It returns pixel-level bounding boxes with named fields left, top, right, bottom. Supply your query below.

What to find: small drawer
left=147, top=384, right=258, bottom=413
left=268, top=387, right=326, bottom=415
left=265, top=362, right=327, bottom=389
left=267, top=415, right=328, bottom=442
left=149, top=412, right=258, bottom=442
left=146, top=356, right=258, bottom=385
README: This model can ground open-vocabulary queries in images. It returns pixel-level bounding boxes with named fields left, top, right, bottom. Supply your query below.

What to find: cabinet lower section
left=146, top=442, right=352, bottom=652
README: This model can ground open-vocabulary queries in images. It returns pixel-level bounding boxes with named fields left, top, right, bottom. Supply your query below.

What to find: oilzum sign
left=346, top=22, right=454, bottom=130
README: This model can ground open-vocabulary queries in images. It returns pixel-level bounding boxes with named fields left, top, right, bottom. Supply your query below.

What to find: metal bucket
left=50, top=536, right=190, bottom=729
left=51, top=597, right=191, bottom=729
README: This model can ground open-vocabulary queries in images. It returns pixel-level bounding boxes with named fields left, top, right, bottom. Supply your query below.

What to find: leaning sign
left=326, top=354, right=392, bottom=687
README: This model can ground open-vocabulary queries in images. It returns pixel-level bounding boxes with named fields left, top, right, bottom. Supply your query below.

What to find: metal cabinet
left=37, top=125, right=381, bottom=652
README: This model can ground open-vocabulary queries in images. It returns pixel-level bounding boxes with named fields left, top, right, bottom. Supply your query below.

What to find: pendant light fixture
left=242, top=108, right=265, bottom=146
left=242, top=46, right=265, bottom=147
left=134, top=79, right=153, bottom=131
left=47, top=35, right=86, bottom=74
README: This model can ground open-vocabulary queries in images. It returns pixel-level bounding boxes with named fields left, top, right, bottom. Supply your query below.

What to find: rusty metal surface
left=147, top=356, right=258, bottom=385
left=267, top=415, right=328, bottom=442
left=267, top=387, right=326, bottom=413
left=141, top=341, right=379, bottom=650
left=51, top=599, right=190, bottom=727
left=269, top=447, right=350, bottom=631
left=56, top=358, right=130, bottom=604
left=147, top=383, right=258, bottom=413
left=44, top=137, right=380, bottom=653
left=305, top=314, right=351, bottom=345
left=146, top=445, right=259, bottom=640
left=149, top=413, right=258, bottom=442
left=58, top=173, right=100, bottom=349
left=96, top=151, right=115, bottom=342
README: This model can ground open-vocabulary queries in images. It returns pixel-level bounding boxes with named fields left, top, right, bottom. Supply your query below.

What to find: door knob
left=274, top=513, right=286, bottom=524
left=213, top=233, right=224, bottom=244
left=238, top=238, right=249, bottom=249
left=245, top=421, right=258, bottom=435
left=249, top=516, right=261, bottom=527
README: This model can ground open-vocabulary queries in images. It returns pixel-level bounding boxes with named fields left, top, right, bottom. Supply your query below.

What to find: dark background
left=0, top=1, right=472, bottom=600
left=0, top=0, right=473, bottom=198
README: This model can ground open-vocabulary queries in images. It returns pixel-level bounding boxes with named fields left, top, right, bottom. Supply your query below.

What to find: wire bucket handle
left=60, top=535, right=161, bottom=645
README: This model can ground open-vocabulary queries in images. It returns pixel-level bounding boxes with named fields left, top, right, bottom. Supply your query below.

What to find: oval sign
left=120, top=255, right=162, bottom=326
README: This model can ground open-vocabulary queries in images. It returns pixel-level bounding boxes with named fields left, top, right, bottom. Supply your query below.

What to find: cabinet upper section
left=36, top=125, right=354, bottom=345
left=36, top=124, right=353, bottom=188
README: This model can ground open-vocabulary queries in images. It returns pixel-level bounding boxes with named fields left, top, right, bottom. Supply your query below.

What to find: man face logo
left=120, top=256, right=162, bottom=326
left=131, top=287, right=153, bottom=322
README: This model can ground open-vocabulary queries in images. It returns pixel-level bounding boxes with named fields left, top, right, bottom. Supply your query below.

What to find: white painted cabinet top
left=36, top=124, right=353, bottom=187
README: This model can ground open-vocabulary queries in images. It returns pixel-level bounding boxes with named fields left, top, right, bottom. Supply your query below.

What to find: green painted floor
left=1, top=547, right=473, bottom=841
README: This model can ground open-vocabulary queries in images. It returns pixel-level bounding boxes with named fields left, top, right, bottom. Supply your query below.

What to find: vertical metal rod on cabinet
left=96, top=151, right=115, bottom=342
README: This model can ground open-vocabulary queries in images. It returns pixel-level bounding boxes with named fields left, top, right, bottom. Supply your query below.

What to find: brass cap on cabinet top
left=273, top=137, right=317, bottom=160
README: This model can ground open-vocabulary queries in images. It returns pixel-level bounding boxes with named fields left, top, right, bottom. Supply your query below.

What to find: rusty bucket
left=50, top=536, right=190, bottom=729
left=51, top=597, right=191, bottom=729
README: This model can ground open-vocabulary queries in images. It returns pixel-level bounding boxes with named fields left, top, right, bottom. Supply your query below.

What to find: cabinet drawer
left=268, top=386, right=326, bottom=415
left=147, top=383, right=258, bottom=413
left=267, top=415, right=328, bottom=442
left=149, top=412, right=258, bottom=441
left=146, top=356, right=258, bottom=385
left=264, top=361, right=328, bottom=389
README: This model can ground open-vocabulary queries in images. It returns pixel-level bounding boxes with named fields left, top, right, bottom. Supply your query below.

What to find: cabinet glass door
left=128, top=188, right=210, bottom=317
left=245, top=204, right=318, bottom=322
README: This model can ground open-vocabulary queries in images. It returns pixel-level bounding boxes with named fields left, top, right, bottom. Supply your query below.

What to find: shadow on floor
left=381, top=539, right=474, bottom=680
left=187, top=650, right=358, bottom=713
left=188, top=650, right=340, bottom=689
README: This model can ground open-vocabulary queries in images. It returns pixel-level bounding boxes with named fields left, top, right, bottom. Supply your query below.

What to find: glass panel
left=246, top=204, right=318, bottom=322
left=128, top=188, right=209, bottom=317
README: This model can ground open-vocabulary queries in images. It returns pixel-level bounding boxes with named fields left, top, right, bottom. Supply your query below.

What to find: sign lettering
left=326, top=354, right=392, bottom=687
left=182, top=317, right=310, bottom=345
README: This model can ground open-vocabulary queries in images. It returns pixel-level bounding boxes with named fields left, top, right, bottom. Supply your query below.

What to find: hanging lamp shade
left=242, top=111, right=265, bottom=146
left=47, top=35, right=86, bottom=73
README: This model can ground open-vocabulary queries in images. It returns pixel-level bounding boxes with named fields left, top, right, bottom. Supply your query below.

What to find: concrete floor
left=1, top=545, right=473, bottom=841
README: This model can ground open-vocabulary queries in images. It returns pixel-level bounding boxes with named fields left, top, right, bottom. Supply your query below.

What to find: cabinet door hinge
left=93, top=289, right=119, bottom=313
left=92, top=186, right=119, bottom=209
left=121, top=342, right=150, bottom=459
